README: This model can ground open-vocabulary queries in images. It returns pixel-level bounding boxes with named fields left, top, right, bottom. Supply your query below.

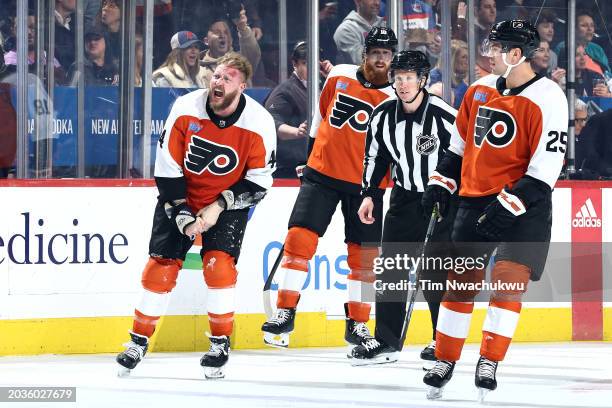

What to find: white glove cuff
left=428, top=171, right=458, bottom=194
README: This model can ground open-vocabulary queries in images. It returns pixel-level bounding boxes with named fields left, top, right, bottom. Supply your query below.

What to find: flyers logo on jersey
left=329, top=93, right=374, bottom=132
left=184, top=136, right=239, bottom=175
left=474, top=106, right=517, bottom=148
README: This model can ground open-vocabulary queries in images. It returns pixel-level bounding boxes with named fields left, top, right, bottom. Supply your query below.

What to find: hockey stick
left=263, top=244, right=284, bottom=319
left=398, top=203, right=439, bottom=346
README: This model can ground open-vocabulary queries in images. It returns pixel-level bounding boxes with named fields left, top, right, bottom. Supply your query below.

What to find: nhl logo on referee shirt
left=416, top=133, right=438, bottom=155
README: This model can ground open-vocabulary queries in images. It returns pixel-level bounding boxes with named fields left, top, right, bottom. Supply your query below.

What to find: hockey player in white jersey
left=421, top=20, right=568, bottom=401
left=115, top=53, right=276, bottom=379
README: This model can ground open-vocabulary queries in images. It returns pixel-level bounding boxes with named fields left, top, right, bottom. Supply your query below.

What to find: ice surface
left=1, top=343, right=610, bottom=408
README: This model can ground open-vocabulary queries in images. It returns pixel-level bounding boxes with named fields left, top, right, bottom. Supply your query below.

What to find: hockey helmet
left=365, top=26, right=398, bottom=53
left=390, top=50, right=431, bottom=77
left=487, top=19, right=540, bottom=59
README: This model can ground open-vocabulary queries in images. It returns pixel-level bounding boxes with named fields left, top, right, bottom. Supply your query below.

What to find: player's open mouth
left=213, top=89, right=224, bottom=98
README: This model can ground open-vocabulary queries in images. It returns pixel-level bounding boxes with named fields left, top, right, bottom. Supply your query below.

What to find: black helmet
left=365, top=26, right=398, bottom=53
left=488, top=19, right=540, bottom=58
left=390, top=50, right=431, bottom=76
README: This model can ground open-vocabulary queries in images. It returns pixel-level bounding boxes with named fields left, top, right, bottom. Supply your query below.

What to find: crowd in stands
left=0, top=0, right=611, bottom=179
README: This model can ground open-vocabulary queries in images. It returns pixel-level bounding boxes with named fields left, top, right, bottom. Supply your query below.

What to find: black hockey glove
left=422, top=171, right=458, bottom=219
left=164, top=201, right=197, bottom=236
left=476, top=187, right=526, bottom=240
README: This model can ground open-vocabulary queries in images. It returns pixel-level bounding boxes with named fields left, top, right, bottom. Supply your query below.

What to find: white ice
left=1, top=343, right=611, bottom=408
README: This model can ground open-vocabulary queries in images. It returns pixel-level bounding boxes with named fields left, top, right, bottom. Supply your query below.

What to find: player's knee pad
left=347, top=243, right=378, bottom=283
left=203, top=250, right=237, bottom=289
left=284, top=226, right=319, bottom=261
left=491, top=260, right=530, bottom=301
left=141, top=257, right=181, bottom=293
left=444, top=268, right=486, bottom=302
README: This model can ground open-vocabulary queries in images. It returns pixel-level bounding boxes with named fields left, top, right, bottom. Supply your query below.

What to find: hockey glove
left=476, top=187, right=526, bottom=240
left=422, top=171, right=458, bottom=219
left=165, top=201, right=197, bottom=236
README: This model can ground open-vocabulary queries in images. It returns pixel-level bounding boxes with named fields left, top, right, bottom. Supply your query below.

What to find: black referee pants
left=375, top=185, right=457, bottom=351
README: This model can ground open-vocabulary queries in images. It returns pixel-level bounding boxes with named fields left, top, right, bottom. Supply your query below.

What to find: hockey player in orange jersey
left=261, top=27, right=397, bottom=351
left=421, top=20, right=568, bottom=401
left=115, top=53, right=276, bottom=379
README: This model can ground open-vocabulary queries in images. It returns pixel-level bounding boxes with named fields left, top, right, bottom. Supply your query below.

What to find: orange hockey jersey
left=307, top=64, right=395, bottom=194
left=154, top=90, right=276, bottom=211
left=449, top=74, right=568, bottom=197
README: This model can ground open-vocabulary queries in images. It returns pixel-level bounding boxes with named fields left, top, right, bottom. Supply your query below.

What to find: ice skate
left=261, top=307, right=295, bottom=348
left=116, top=332, right=149, bottom=377
left=420, top=340, right=436, bottom=370
left=344, top=303, right=373, bottom=357
left=350, top=337, right=399, bottom=366
left=423, top=360, right=455, bottom=399
left=200, top=334, right=230, bottom=379
left=475, top=355, right=498, bottom=403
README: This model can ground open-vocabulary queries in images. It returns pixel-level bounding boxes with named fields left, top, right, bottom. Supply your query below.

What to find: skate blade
left=478, top=387, right=490, bottom=403
left=346, top=344, right=356, bottom=358
left=204, top=366, right=225, bottom=380
left=426, top=385, right=444, bottom=400
left=263, top=332, right=290, bottom=348
left=117, top=366, right=131, bottom=378
left=422, top=359, right=436, bottom=371
left=350, top=352, right=399, bottom=367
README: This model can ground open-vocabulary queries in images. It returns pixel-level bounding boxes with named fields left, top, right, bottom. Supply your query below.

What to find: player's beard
left=209, top=88, right=239, bottom=112
left=362, top=61, right=390, bottom=86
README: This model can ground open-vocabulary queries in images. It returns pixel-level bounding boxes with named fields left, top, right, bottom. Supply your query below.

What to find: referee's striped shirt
left=362, top=90, right=457, bottom=197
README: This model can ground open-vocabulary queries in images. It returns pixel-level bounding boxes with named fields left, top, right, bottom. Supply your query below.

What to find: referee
left=353, top=50, right=458, bottom=367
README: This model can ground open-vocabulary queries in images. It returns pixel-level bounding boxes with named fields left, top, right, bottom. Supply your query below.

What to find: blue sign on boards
left=15, top=86, right=271, bottom=168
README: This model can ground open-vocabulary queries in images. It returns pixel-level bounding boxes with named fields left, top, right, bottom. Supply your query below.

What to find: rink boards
left=0, top=179, right=610, bottom=355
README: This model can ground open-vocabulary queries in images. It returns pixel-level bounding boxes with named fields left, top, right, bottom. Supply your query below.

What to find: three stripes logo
left=572, top=198, right=601, bottom=228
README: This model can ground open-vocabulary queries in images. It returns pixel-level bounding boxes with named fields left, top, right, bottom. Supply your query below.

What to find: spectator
left=555, top=10, right=610, bottom=78
left=530, top=40, right=550, bottom=77
left=54, top=0, right=76, bottom=70
left=573, top=99, right=589, bottom=172
left=171, top=0, right=262, bottom=40
left=319, top=0, right=339, bottom=63
left=428, top=39, right=468, bottom=109
left=1, top=14, right=57, bottom=178
left=333, top=0, right=384, bottom=65
left=84, top=0, right=102, bottom=31
left=535, top=9, right=558, bottom=74
left=476, top=0, right=496, bottom=40
left=152, top=31, right=207, bottom=88
left=559, top=45, right=611, bottom=97
left=134, top=31, right=143, bottom=86
left=454, top=0, right=497, bottom=78
left=579, top=106, right=612, bottom=178
left=201, top=12, right=261, bottom=87
left=96, top=0, right=121, bottom=67
left=264, top=41, right=332, bottom=178
left=3, top=11, right=65, bottom=85
left=68, top=27, right=119, bottom=86
left=264, top=41, right=308, bottom=179
left=403, top=0, right=436, bottom=47
left=425, top=25, right=441, bottom=67
left=0, top=60, right=17, bottom=179
left=136, top=0, right=175, bottom=70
